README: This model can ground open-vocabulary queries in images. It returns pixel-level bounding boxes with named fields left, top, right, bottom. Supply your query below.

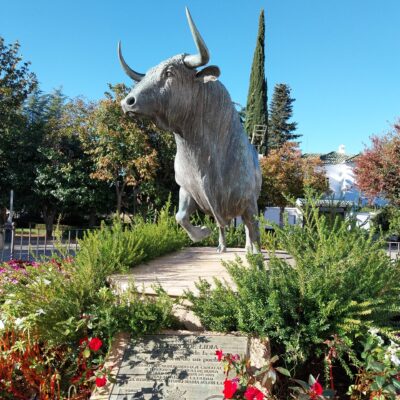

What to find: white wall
left=324, top=162, right=386, bottom=206
left=324, top=162, right=361, bottom=202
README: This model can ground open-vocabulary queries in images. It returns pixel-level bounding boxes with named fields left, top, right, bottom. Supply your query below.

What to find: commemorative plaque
left=109, top=333, right=248, bottom=400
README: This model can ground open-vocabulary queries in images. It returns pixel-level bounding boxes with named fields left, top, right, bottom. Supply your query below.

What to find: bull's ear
left=195, top=65, right=220, bottom=83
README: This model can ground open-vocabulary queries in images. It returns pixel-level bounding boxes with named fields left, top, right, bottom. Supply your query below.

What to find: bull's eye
left=166, top=70, right=173, bottom=78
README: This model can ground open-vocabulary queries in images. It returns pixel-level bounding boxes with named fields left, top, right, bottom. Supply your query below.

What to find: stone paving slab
left=90, top=330, right=270, bottom=400
left=109, top=247, right=291, bottom=297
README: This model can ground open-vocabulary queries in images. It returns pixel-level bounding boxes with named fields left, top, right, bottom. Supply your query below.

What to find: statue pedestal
left=108, top=247, right=253, bottom=297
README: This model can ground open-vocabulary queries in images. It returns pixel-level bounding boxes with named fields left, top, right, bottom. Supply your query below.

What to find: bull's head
left=118, top=7, right=220, bottom=131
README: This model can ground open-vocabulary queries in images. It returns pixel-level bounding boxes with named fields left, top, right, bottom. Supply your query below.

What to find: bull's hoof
left=217, top=244, right=227, bottom=253
left=189, top=226, right=212, bottom=243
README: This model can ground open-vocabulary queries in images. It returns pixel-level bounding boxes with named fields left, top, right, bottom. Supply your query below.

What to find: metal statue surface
left=119, top=8, right=261, bottom=252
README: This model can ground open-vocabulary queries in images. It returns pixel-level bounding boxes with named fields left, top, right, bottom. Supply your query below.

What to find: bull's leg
left=217, top=226, right=226, bottom=253
left=242, top=201, right=261, bottom=254
left=176, top=187, right=212, bottom=242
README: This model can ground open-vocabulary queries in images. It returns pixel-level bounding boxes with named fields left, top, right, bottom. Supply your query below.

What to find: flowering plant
left=0, top=258, right=70, bottom=297
left=69, top=334, right=114, bottom=396
left=216, top=349, right=290, bottom=399
left=0, top=259, right=39, bottom=291
left=348, top=329, right=400, bottom=400
left=289, top=375, right=335, bottom=399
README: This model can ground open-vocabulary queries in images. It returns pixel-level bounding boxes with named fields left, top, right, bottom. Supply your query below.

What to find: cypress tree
left=268, top=83, right=300, bottom=150
left=244, top=9, right=268, bottom=154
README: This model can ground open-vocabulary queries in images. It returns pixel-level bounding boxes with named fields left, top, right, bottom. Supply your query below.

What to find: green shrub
left=371, top=206, right=392, bottom=233
left=0, top=200, right=184, bottom=399
left=389, top=207, right=400, bottom=238
left=74, top=220, right=145, bottom=294
left=190, top=213, right=246, bottom=248
left=348, top=330, right=400, bottom=399
left=131, top=203, right=189, bottom=261
left=74, top=200, right=187, bottom=296
left=87, top=285, right=175, bottom=342
left=186, top=197, right=400, bottom=372
left=0, top=201, right=185, bottom=346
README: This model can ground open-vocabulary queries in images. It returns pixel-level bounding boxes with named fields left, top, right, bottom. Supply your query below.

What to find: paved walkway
left=109, top=247, right=292, bottom=297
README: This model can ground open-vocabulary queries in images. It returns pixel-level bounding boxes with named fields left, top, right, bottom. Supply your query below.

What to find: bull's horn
left=118, top=41, right=145, bottom=82
left=183, top=7, right=210, bottom=68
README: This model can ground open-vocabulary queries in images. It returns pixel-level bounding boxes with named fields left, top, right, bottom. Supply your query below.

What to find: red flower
left=89, top=337, right=103, bottom=351
left=95, top=375, right=107, bottom=387
left=223, top=379, right=238, bottom=399
left=216, top=349, right=223, bottom=361
left=244, top=386, right=264, bottom=400
left=79, top=337, right=88, bottom=346
left=309, top=380, right=323, bottom=398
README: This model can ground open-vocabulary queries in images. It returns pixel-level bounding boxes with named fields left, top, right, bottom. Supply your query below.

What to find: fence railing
left=0, top=224, right=92, bottom=262
left=388, top=241, right=400, bottom=261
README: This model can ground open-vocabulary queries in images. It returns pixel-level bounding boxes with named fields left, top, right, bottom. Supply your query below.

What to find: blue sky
left=2, top=0, right=399, bottom=154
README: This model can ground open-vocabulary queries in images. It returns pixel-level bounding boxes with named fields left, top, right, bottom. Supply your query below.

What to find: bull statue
left=118, top=8, right=262, bottom=253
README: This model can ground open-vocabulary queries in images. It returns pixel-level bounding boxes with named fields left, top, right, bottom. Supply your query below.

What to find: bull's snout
left=121, top=96, right=136, bottom=114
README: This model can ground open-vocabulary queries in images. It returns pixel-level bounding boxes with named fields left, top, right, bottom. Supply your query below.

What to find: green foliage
left=268, top=83, right=300, bottom=150
left=0, top=37, right=37, bottom=217
left=389, top=207, right=400, bottom=237
left=0, top=261, right=174, bottom=398
left=74, top=219, right=145, bottom=293
left=258, top=143, right=328, bottom=218
left=1, top=200, right=184, bottom=347
left=244, top=9, right=268, bottom=153
left=348, top=330, right=400, bottom=399
left=187, top=195, right=400, bottom=373
left=371, top=206, right=400, bottom=238
left=131, top=202, right=188, bottom=261
left=1, top=260, right=91, bottom=345
left=189, top=213, right=246, bottom=248
left=186, top=277, right=239, bottom=332
left=216, top=351, right=288, bottom=399
left=290, top=375, right=335, bottom=399
left=81, top=83, right=158, bottom=214
left=371, top=206, right=391, bottom=232
left=75, top=200, right=187, bottom=295
left=88, top=285, right=175, bottom=342
left=3, top=80, right=177, bottom=227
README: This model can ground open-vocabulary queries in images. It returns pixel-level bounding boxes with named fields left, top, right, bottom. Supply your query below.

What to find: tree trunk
left=88, top=210, right=96, bottom=227
left=279, top=206, right=285, bottom=227
left=116, top=187, right=122, bottom=217
left=42, top=207, right=56, bottom=239
left=115, top=181, right=126, bottom=218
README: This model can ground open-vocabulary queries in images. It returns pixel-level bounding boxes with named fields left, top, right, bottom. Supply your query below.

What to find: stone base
left=108, top=246, right=292, bottom=297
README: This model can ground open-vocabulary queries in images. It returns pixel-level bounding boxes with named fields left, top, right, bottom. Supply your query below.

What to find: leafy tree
left=20, top=90, right=107, bottom=236
left=244, top=9, right=268, bottom=154
left=0, top=37, right=37, bottom=132
left=268, top=83, right=300, bottom=150
left=355, top=122, right=400, bottom=206
left=5, top=89, right=46, bottom=219
left=81, top=84, right=158, bottom=215
left=0, top=37, right=37, bottom=223
left=258, top=142, right=328, bottom=225
left=29, top=90, right=91, bottom=236
left=139, top=130, right=178, bottom=214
